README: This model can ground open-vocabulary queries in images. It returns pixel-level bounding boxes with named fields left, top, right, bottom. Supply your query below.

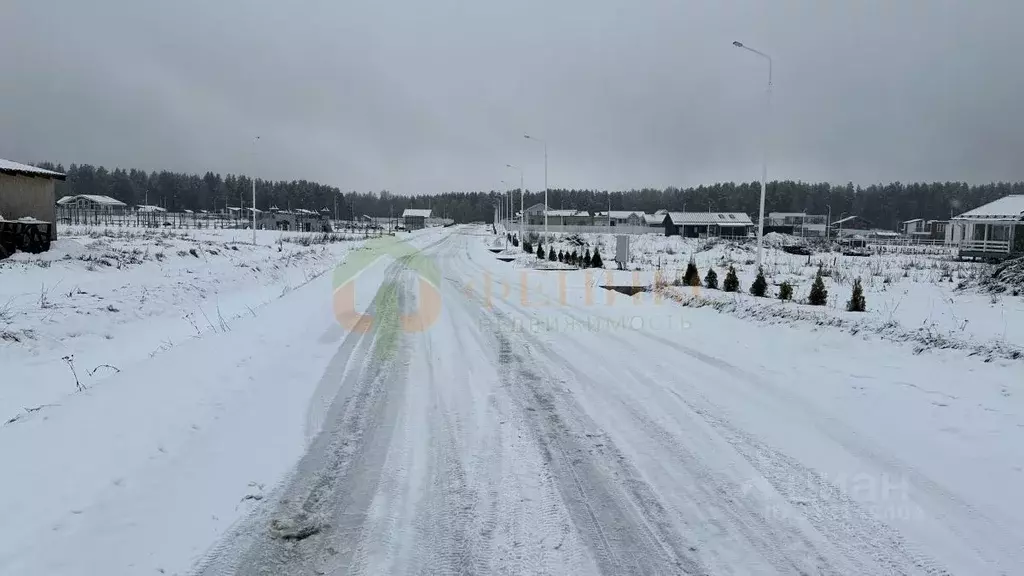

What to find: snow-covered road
left=4, top=225, right=1022, bottom=575
left=194, top=227, right=1020, bottom=575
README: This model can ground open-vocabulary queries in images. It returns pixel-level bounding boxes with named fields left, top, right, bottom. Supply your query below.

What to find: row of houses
left=517, top=204, right=756, bottom=237
left=512, top=198, right=1024, bottom=260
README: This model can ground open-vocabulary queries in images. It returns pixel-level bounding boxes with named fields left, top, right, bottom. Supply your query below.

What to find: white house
left=543, top=209, right=591, bottom=226
left=56, top=194, right=127, bottom=211
left=767, top=212, right=828, bottom=236
left=644, top=213, right=667, bottom=227
left=665, top=212, right=754, bottom=238
left=56, top=195, right=128, bottom=225
left=523, top=203, right=549, bottom=225
left=593, top=210, right=646, bottom=227
left=401, top=208, right=432, bottom=230
left=949, top=195, right=1024, bottom=259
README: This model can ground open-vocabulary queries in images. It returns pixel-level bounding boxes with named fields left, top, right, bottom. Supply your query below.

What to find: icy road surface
left=4, top=226, right=1022, bottom=575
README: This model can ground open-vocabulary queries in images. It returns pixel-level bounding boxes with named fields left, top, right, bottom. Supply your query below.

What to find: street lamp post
left=506, top=164, right=525, bottom=242
left=500, top=180, right=508, bottom=226
left=524, top=134, right=548, bottom=235
left=251, top=136, right=260, bottom=245
left=826, top=204, right=832, bottom=242
left=732, top=41, right=772, bottom=268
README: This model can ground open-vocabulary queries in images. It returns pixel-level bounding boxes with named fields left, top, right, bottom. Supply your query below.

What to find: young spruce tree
left=591, top=249, right=603, bottom=268
left=750, top=267, right=768, bottom=297
left=683, top=259, right=700, bottom=286
left=723, top=265, right=741, bottom=292
left=548, top=246, right=556, bottom=261
left=847, top=277, right=867, bottom=312
left=808, top=269, right=828, bottom=306
left=536, top=240, right=545, bottom=259
left=704, top=267, right=719, bottom=290
left=778, top=281, right=794, bottom=301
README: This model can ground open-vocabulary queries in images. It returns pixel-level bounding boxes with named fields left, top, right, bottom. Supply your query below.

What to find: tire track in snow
left=545, top=300, right=954, bottom=575
left=193, top=260, right=416, bottom=576
left=404, top=301, right=490, bottom=576
left=434, top=259, right=711, bottom=576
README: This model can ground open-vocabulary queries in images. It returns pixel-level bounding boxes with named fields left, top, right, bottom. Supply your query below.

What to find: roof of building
left=136, top=205, right=167, bottom=213
left=667, top=212, right=753, bottom=226
left=902, top=218, right=924, bottom=224
left=830, top=215, right=866, bottom=226
left=954, top=195, right=1024, bottom=221
left=544, top=209, right=590, bottom=217
left=768, top=212, right=807, bottom=218
left=524, top=203, right=548, bottom=212
left=402, top=208, right=432, bottom=218
left=644, top=214, right=667, bottom=225
left=595, top=210, right=645, bottom=219
left=56, top=194, right=127, bottom=207
left=0, top=158, right=66, bottom=181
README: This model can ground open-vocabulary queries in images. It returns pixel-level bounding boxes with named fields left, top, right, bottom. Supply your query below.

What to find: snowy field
left=0, top=225, right=364, bottom=424
left=1, top=224, right=1022, bottom=575
left=497, top=228, right=1024, bottom=360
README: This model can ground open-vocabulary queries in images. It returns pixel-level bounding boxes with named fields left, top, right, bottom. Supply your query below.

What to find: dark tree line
left=35, top=161, right=1024, bottom=230
left=357, top=181, right=1024, bottom=230
left=36, top=162, right=350, bottom=217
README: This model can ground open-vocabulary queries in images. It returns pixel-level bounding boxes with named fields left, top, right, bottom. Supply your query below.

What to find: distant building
left=664, top=212, right=753, bottom=238
left=644, top=213, right=668, bottom=227
left=594, top=211, right=646, bottom=227
left=766, top=212, right=827, bottom=237
left=902, top=218, right=948, bottom=242
left=543, top=209, right=592, bottom=226
left=523, top=203, right=548, bottom=225
left=901, top=218, right=926, bottom=236
left=135, top=204, right=168, bottom=227
left=56, top=194, right=128, bottom=225
left=260, top=208, right=332, bottom=232
left=930, top=220, right=949, bottom=241
left=0, top=158, right=66, bottom=240
left=950, top=195, right=1024, bottom=260
left=402, top=208, right=432, bottom=230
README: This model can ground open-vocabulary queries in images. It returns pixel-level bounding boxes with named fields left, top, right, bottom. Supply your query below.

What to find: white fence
left=505, top=223, right=658, bottom=236
left=959, top=239, right=1011, bottom=253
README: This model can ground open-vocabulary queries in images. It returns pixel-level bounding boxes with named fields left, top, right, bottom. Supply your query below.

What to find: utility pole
left=524, top=134, right=548, bottom=235
left=733, top=41, right=772, bottom=268
left=507, top=164, right=525, bottom=242
left=252, top=136, right=260, bottom=245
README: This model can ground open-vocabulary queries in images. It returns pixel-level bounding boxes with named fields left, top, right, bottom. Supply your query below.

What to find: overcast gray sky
left=2, top=0, right=1022, bottom=194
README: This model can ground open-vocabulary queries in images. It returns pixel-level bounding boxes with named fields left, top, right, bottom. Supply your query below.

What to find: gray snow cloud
left=2, top=0, right=1022, bottom=194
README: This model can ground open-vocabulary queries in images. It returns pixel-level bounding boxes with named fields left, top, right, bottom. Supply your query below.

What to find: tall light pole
left=506, top=163, right=525, bottom=242
left=499, top=180, right=508, bottom=225
left=524, top=134, right=547, bottom=235
left=826, top=204, right=832, bottom=242
left=252, top=136, right=260, bottom=245
left=732, top=41, right=772, bottom=268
